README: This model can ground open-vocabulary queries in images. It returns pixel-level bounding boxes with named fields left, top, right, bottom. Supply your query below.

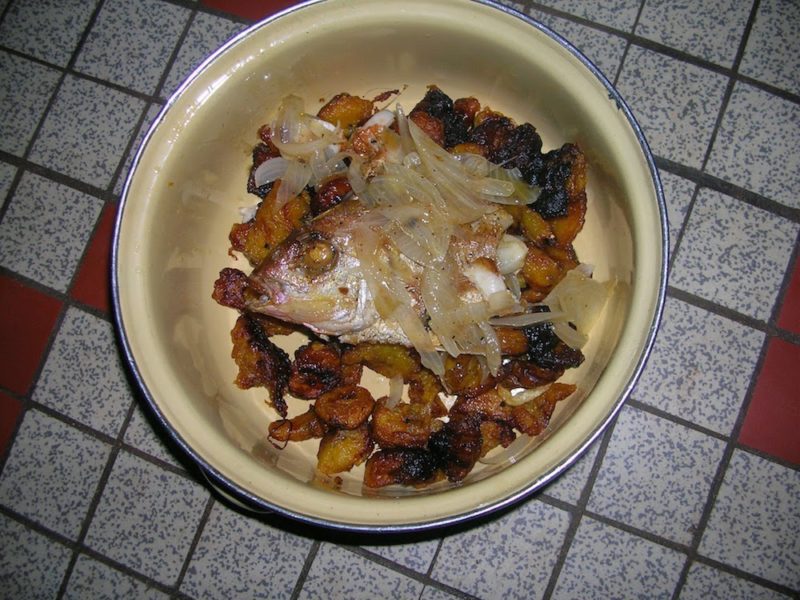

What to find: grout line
left=173, top=495, right=215, bottom=592
left=56, top=398, right=140, bottom=598
left=152, top=8, right=198, bottom=101
left=664, top=179, right=701, bottom=275
left=289, top=541, right=321, bottom=600
left=654, top=156, right=800, bottom=224
left=540, top=422, right=619, bottom=598
left=625, top=399, right=729, bottom=443
left=670, top=316, right=773, bottom=597
left=341, top=544, right=478, bottom=599
left=0, top=502, right=178, bottom=597
left=425, top=537, right=445, bottom=578
left=697, top=0, right=761, bottom=175
left=527, top=0, right=800, bottom=108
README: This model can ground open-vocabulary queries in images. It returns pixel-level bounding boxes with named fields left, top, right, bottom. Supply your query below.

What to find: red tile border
left=70, top=203, right=116, bottom=314
left=739, top=337, right=800, bottom=465
left=777, top=256, right=800, bottom=336
left=201, top=0, right=303, bottom=22
left=0, top=275, right=63, bottom=395
left=0, top=391, right=23, bottom=459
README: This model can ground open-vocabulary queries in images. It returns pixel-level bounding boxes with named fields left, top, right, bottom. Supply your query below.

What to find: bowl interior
left=115, top=0, right=665, bottom=530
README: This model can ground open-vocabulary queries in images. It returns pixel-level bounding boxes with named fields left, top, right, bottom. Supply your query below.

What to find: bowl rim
left=111, top=0, right=669, bottom=533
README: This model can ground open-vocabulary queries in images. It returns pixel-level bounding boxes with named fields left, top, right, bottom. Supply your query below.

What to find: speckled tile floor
left=0, top=1, right=798, bottom=598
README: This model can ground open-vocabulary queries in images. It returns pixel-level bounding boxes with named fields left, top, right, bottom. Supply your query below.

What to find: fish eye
left=302, top=239, right=338, bottom=277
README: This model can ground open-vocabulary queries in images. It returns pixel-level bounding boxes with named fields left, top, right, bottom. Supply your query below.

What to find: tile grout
left=539, top=421, right=620, bottom=599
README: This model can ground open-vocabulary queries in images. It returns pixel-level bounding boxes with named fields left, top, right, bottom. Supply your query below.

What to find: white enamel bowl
left=113, top=0, right=667, bottom=532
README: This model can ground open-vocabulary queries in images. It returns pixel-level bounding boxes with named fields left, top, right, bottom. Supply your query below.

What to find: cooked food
left=213, top=86, right=612, bottom=487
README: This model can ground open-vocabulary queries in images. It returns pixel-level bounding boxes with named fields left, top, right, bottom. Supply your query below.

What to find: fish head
left=247, top=201, right=378, bottom=336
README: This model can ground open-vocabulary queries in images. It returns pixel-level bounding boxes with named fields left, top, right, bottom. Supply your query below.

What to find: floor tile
left=633, top=296, right=764, bottom=435
left=552, top=516, right=686, bottom=599
left=160, top=12, right=246, bottom=99
left=28, top=75, right=145, bottom=189
left=0, top=513, right=72, bottom=600
left=659, top=170, right=695, bottom=257
left=123, top=401, right=184, bottom=469
left=421, top=586, right=460, bottom=600
left=181, top=501, right=312, bottom=600
left=527, top=9, right=627, bottom=80
left=0, top=172, right=103, bottom=292
left=113, top=103, right=163, bottom=196
left=670, top=188, right=799, bottom=321
left=529, top=0, right=642, bottom=31
left=588, top=406, right=726, bottom=545
left=364, top=539, right=438, bottom=574
left=0, top=273, right=62, bottom=395
left=64, top=554, right=169, bottom=600
left=680, top=561, right=791, bottom=600
left=70, top=202, right=116, bottom=314
left=739, top=0, right=800, bottom=96
left=201, top=0, right=300, bottom=22
left=777, top=257, right=800, bottom=336
left=75, top=0, right=191, bottom=94
left=540, top=434, right=601, bottom=505
left=0, top=161, right=16, bottom=211
left=431, top=499, right=570, bottom=599
left=0, top=409, right=111, bottom=540
left=0, top=0, right=99, bottom=67
left=0, top=391, right=23, bottom=459
left=298, top=544, right=424, bottom=600
left=83, top=450, right=209, bottom=585
left=616, top=45, right=728, bottom=168
left=635, top=0, right=750, bottom=68
left=738, top=337, right=800, bottom=465
left=699, top=449, right=800, bottom=589
left=705, top=83, right=800, bottom=210
left=0, top=51, right=61, bottom=156
left=33, top=307, right=134, bottom=437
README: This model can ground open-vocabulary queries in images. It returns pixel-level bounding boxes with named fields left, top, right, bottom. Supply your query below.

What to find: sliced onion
left=544, top=269, right=614, bottom=335
left=386, top=375, right=404, bottom=408
left=347, top=155, right=368, bottom=195
left=487, top=163, right=540, bottom=205
left=553, top=320, right=588, bottom=349
left=455, top=152, right=490, bottom=177
left=275, top=160, right=311, bottom=206
left=504, top=385, right=551, bottom=407
left=496, top=234, right=528, bottom=275
left=489, top=311, right=566, bottom=327
left=363, top=109, right=396, bottom=129
left=253, top=156, right=290, bottom=187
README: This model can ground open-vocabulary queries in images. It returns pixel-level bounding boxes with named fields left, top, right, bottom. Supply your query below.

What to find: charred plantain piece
left=371, top=400, right=434, bottom=449
left=268, top=407, right=328, bottom=445
left=512, top=383, right=576, bottom=436
left=533, top=143, right=586, bottom=220
left=288, top=340, right=345, bottom=400
left=228, top=182, right=311, bottom=267
left=428, top=413, right=483, bottom=482
left=364, top=448, right=441, bottom=488
left=212, top=267, right=250, bottom=311
left=523, top=321, right=584, bottom=372
left=314, top=385, right=376, bottom=429
left=313, top=175, right=352, bottom=216
left=230, top=314, right=291, bottom=417
left=317, top=92, right=374, bottom=133
left=316, top=423, right=374, bottom=475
